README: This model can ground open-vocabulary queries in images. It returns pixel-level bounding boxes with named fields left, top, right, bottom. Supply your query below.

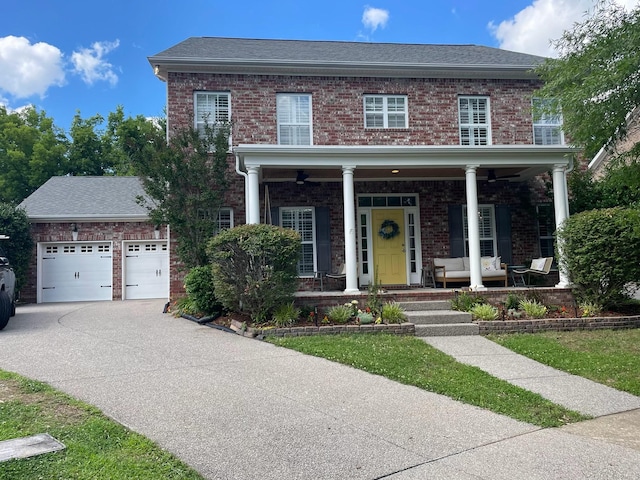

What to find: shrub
left=519, top=299, right=548, bottom=319
left=579, top=301, right=603, bottom=317
left=504, top=292, right=521, bottom=311
left=326, top=304, right=353, bottom=324
left=272, top=302, right=301, bottom=328
left=381, top=302, right=406, bottom=324
left=207, top=224, right=301, bottom=323
left=0, top=204, right=33, bottom=292
left=557, top=207, right=640, bottom=308
left=184, top=266, right=222, bottom=315
left=470, top=303, right=499, bottom=321
left=451, top=292, right=486, bottom=312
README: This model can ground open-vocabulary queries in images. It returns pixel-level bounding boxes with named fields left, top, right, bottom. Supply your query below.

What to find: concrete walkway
left=1, top=301, right=640, bottom=479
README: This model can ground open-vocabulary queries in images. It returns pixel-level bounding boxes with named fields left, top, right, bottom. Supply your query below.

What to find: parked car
left=0, top=241, right=16, bottom=330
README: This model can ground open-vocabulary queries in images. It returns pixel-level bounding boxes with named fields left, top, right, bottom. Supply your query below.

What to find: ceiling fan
left=295, top=170, right=319, bottom=186
left=487, top=169, right=520, bottom=183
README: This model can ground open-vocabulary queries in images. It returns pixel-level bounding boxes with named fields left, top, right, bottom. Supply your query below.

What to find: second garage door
left=124, top=241, right=169, bottom=300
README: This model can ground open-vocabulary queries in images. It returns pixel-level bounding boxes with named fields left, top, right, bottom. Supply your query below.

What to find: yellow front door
left=371, top=209, right=407, bottom=285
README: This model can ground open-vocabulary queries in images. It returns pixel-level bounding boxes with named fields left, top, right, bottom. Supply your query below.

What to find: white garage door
left=124, top=242, right=169, bottom=300
left=40, top=243, right=113, bottom=303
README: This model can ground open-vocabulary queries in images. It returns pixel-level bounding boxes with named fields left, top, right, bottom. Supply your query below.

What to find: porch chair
left=512, top=257, right=553, bottom=286
left=325, top=264, right=347, bottom=290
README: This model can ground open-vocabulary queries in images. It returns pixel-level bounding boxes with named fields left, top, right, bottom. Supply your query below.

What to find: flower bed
left=228, top=318, right=415, bottom=338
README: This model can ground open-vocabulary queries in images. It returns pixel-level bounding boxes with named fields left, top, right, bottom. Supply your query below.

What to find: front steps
left=400, top=300, right=478, bottom=336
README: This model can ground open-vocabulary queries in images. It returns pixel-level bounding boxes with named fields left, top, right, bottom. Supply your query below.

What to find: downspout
left=235, top=154, right=250, bottom=224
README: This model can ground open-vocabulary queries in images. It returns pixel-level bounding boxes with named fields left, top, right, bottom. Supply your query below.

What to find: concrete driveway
left=1, top=300, right=640, bottom=479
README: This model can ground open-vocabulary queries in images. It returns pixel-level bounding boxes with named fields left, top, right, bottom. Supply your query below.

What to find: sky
left=2, top=0, right=639, bottom=133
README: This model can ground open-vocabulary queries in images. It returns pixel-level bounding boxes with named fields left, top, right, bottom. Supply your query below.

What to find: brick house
left=149, top=37, right=577, bottom=295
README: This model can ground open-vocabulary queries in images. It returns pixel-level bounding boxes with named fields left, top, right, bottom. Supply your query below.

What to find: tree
left=536, top=1, right=640, bottom=158
left=0, top=203, right=34, bottom=292
left=0, top=106, right=68, bottom=203
left=126, top=122, right=231, bottom=268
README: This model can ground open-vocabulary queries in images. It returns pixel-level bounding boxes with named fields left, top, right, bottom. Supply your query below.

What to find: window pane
left=277, top=94, right=311, bottom=145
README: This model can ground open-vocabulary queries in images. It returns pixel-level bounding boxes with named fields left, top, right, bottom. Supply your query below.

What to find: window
left=198, top=207, right=234, bottom=233
left=462, top=205, right=496, bottom=256
left=532, top=98, right=563, bottom=145
left=280, top=207, right=316, bottom=276
left=277, top=94, right=312, bottom=145
left=364, top=95, right=408, bottom=128
left=536, top=204, right=555, bottom=258
left=194, top=92, right=231, bottom=134
left=459, top=96, right=491, bottom=145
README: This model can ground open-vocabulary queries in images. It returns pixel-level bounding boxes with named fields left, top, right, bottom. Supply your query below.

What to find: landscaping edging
left=229, top=319, right=416, bottom=338
left=476, top=315, right=640, bottom=334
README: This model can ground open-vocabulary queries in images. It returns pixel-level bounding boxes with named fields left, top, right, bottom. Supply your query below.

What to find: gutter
left=235, top=153, right=250, bottom=224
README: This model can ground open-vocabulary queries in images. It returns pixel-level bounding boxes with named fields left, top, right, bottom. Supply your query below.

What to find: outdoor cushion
left=434, top=257, right=464, bottom=271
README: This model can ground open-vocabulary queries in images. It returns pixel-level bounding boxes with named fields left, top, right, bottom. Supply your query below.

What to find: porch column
left=246, top=166, right=260, bottom=225
left=342, top=165, right=359, bottom=294
left=465, top=165, right=485, bottom=291
left=553, top=164, right=571, bottom=287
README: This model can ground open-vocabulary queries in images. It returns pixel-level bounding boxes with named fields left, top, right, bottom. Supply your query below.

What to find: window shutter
left=315, top=206, right=332, bottom=273
left=270, top=207, right=280, bottom=226
left=448, top=205, right=465, bottom=257
left=495, top=205, right=512, bottom=265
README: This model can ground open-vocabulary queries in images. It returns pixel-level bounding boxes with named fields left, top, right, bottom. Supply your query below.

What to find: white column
left=465, top=165, right=485, bottom=291
left=342, top=166, right=359, bottom=294
left=246, top=166, right=261, bottom=224
left=553, top=164, right=571, bottom=287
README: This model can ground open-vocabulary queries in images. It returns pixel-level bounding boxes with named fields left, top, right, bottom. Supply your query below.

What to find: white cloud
left=362, top=6, right=389, bottom=32
left=0, top=36, right=66, bottom=98
left=489, top=0, right=640, bottom=57
left=71, top=40, right=120, bottom=86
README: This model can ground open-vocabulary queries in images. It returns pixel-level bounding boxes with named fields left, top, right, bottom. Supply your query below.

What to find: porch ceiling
left=234, top=144, right=580, bottom=183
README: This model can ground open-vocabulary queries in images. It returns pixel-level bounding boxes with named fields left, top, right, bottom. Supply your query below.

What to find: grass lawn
left=0, top=370, right=203, bottom=480
left=268, top=333, right=588, bottom=427
left=487, top=328, right=640, bottom=396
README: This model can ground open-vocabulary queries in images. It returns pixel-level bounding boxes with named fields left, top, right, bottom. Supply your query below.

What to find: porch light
left=71, top=223, right=78, bottom=241
left=391, top=169, right=399, bottom=174
left=154, top=225, right=161, bottom=239
left=487, top=170, right=497, bottom=183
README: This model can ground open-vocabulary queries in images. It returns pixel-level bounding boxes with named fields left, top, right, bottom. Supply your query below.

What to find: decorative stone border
left=229, top=319, right=415, bottom=338
left=476, top=315, right=640, bottom=334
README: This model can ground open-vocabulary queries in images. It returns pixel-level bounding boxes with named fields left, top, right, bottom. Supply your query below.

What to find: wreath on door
left=378, top=219, right=400, bottom=240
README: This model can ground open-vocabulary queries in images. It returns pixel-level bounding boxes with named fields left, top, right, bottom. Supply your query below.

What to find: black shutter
left=448, top=205, right=465, bottom=257
left=315, top=206, right=332, bottom=273
left=270, top=207, right=279, bottom=226
left=495, top=205, right=512, bottom=265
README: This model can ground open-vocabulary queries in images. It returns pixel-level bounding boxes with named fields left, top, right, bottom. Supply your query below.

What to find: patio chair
left=325, top=264, right=346, bottom=290
left=512, top=257, right=553, bottom=286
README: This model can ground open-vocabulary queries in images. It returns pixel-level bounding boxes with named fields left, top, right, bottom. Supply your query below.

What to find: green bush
left=504, top=292, right=522, bottom=311
left=451, top=291, right=486, bottom=312
left=519, top=299, right=548, bottom=319
left=272, top=302, right=301, bottom=328
left=207, top=224, right=301, bottom=323
left=381, top=302, right=406, bottom=324
left=557, top=207, right=640, bottom=308
left=184, top=265, right=222, bottom=315
left=470, top=303, right=499, bottom=321
left=326, top=304, right=353, bottom=324
left=0, top=204, right=33, bottom=292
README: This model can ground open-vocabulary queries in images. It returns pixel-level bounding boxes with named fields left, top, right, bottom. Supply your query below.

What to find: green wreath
left=378, top=219, right=400, bottom=240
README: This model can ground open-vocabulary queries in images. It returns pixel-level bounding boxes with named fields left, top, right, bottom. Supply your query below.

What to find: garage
left=123, top=241, right=169, bottom=300
left=39, top=242, right=113, bottom=303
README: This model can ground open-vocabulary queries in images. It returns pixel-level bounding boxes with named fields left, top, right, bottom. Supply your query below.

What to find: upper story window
left=459, top=96, right=491, bottom=146
left=364, top=95, right=408, bottom=128
left=277, top=94, right=312, bottom=145
left=532, top=98, right=564, bottom=145
left=194, top=92, right=231, bottom=136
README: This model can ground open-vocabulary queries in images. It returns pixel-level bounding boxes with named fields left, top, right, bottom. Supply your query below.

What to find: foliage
left=0, top=106, right=69, bottom=203
left=272, top=302, right=301, bottom=328
left=450, top=291, right=486, bottom=312
left=381, top=301, right=406, bottom=324
left=556, top=207, right=640, bottom=308
left=207, top=224, right=301, bottom=323
left=536, top=1, right=640, bottom=158
left=504, top=292, right=522, bottom=311
left=519, top=299, right=548, bottom=319
left=269, top=334, right=586, bottom=427
left=0, top=203, right=33, bottom=291
left=579, top=301, right=603, bottom=318
left=325, top=304, right=353, bottom=324
left=184, top=266, right=222, bottom=315
left=128, top=122, right=231, bottom=268
left=366, top=272, right=383, bottom=314
left=470, top=303, right=499, bottom=321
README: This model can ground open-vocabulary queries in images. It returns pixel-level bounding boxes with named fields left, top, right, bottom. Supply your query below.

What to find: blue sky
left=2, top=0, right=638, bottom=133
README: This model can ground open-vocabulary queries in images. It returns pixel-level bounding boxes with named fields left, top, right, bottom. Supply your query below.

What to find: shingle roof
left=149, top=37, right=547, bottom=79
left=19, top=176, right=151, bottom=221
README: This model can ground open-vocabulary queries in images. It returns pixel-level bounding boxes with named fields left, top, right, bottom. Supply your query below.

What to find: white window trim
left=280, top=206, right=317, bottom=277
left=458, top=96, right=492, bottom=146
left=532, top=98, right=564, bottom=145
left=462, top=204, right=497, bottom=257
left=193, top=91, right=232, bottom=148
left=216, top=208, right=234, bottom=232
left=277, top=93, right=313, bottom=146
left=363, top=94, right=408, bottom=128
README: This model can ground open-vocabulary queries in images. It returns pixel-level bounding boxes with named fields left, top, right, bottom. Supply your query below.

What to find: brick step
left=404, top=310, right=473, bottom=325
left=398, top=300, right=452, bottom=311
left=414, top=323, right=480, bottom=337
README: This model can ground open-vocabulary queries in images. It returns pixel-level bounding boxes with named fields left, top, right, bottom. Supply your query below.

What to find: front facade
left=150, top=37, right=577, bottom=294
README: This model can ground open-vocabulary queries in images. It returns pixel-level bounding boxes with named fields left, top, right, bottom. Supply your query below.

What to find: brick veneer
left=477, top=316, right=640, bottom=334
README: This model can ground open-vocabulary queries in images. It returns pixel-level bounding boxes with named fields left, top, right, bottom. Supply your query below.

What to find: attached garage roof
left=19, top=176, right=152, bottom=222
